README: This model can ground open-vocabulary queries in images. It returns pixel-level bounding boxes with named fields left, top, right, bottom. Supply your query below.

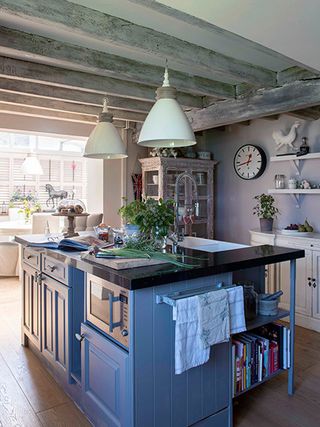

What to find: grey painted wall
left=200, top=115, right=320, bottom=244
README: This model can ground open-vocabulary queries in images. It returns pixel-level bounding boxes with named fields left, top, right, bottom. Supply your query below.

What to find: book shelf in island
left=234, top=369, right=284, bottom=398
left=231, top=259, right=296, bottom=400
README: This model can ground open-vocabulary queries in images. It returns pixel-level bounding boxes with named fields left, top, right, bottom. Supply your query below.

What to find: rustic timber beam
left=0, top=0, right=276, bottom=87
left=287, top=109, right=320, bottom=121
left=0, top=26, right=234, bottom=100
left=187, top=80, right=320, bottom=131
left=261, top=115, right=280, bottom=121
left=277, top=67, right=319, bottom=85
left=0, top=102, right=126, bottom=127
left=0, top=57, right=202, bottom=109
left=0, top=78, right=153, bottom=113
left=0, top=91, right=147, bottom=122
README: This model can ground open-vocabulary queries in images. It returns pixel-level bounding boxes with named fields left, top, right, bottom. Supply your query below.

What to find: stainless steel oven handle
left=108, top=292, right=122, bottom=332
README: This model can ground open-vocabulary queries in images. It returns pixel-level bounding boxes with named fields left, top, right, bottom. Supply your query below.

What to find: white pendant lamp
left=21, top=154, right=43, bottom=175
left=138, top=65, right=196, bottom=148
left=84, top=98, right=127, bottom=159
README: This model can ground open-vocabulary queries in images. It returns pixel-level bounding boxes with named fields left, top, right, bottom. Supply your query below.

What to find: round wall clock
left=233, top=144, right=267, bottom=180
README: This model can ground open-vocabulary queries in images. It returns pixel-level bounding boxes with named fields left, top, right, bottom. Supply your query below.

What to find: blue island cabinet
left=81, top=323, right=131, bottom=427
left=133, top=276, right=232, bottom=427
left=41, top=273, right=71, bottom=377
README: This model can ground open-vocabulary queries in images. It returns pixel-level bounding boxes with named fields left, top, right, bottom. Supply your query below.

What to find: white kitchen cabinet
left=250, top=230, right=320, bottom=332
left=312, top=250, right=320, bottom=321
left=277, top=251, right=312, bottom=317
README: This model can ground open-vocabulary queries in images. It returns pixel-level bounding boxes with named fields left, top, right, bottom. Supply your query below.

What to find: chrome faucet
left=174, top=172, right=199, bottom=241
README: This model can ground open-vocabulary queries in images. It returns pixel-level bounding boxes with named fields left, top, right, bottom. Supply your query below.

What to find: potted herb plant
left=253, top=193, right=279, bottom=232
left=119, top=198, right=174, bottom=248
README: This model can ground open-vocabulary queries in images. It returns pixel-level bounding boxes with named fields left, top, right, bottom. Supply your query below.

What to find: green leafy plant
left=253, top=194, right=279, bottom=219
left=18, top=199, right=41, bottom=222
left=119, top=198, right=175, bottom=237
left=118, top=199, right=142, bottom=225
left=10, top=188, right=37, bottom=205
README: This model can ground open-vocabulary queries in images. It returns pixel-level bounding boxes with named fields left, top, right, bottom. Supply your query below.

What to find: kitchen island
left=15, top=235, right=304, bottom=427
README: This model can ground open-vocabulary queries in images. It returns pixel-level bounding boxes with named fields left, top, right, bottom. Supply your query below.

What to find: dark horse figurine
left=45, top=184, right=68, bottom=208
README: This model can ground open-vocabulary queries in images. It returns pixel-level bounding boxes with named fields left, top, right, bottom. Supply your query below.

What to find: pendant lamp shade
left=138, top=67, right=196, bottom=148
left=84, top=98, right=127, bottom=159
left=21, top=155, right=43, bottom=175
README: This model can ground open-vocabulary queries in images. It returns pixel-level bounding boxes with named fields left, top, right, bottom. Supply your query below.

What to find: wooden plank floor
left=0, top=277, right=91, bottom=427
left=1, top=277, right=320, bottom=426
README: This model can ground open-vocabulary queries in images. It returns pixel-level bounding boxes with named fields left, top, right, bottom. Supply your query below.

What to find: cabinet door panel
left=42, top=284, right=54, bottom=359
left=312, top=251, right=320, bottom=320
left=56, top=290, right=68, bottom=369
left=42, top=275, right=70, bottom=375
left=22, top=263, right=41, bottom=350
left=279, top=250, right=312, bottom=317
left=81, top=323, right=130, bottom=427
left=23, top=268, right=31, bottom=332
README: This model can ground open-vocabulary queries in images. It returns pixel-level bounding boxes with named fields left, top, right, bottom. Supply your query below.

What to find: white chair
left=0, top=236, right=19, bottom=276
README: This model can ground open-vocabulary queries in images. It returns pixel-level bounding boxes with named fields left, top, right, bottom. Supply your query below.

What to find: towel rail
left=156, top=283, right=236, bottom=307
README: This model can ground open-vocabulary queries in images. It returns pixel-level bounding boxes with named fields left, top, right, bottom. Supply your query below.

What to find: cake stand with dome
left=53, top=199, right=89, bottom=238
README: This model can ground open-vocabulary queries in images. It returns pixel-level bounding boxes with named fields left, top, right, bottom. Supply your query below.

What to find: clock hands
left=238, top=154, right=252, bottom=166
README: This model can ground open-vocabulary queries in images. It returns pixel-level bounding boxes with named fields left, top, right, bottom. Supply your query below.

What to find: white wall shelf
left=268, top=188, right=320, bottom=208
left=270, top=153, right=320, bottom=175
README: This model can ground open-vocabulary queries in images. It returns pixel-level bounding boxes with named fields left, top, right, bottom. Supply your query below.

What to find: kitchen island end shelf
left=15, top=235, right=303, bottom=427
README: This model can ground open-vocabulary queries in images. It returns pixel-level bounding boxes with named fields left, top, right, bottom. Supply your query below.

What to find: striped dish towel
left=226, top=286, right=246, bottom=334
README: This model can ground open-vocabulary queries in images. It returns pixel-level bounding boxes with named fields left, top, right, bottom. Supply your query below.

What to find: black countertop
left=16, top=236, right=305, bottom=290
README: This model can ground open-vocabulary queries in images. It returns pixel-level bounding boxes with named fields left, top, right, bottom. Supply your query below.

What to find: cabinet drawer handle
left=313, top=279, right=317, bottom=288
left=75, top=333, right=85, bottom=343
left=27, top=255, right=33, bottom=259
left=308, top=281, right=312, bottom=287
left=47, top=264, right=56, bottom=272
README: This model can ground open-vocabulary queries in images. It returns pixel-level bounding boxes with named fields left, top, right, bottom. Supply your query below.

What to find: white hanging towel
left=174, top=289, right=230, bottom=375
left=174, top=295, right=210, bottom=374
left=197, top=289, right=230, bottom=348
left=226, top=286, right=246, bottom=334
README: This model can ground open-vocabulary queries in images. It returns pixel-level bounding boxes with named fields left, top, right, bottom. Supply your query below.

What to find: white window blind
left=0, top=153, right=87, bottom=209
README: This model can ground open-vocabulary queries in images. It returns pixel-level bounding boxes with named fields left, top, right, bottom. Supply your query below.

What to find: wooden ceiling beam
left=0, top=26, right=234, bottom=100
left=187, top=79, right=320, bottom=131
left=277, top=66, right=319, bottom=85
left=0, top=102, right=126, bottom=127
left=0, top=57, right=202, bottom=109
left=287, top=109, right=320, bottom=121
left=0, top=78, right=153, bottom=113
left=0, top=91, right=147, bottom=122
left=0, top=0, right=276, bottom=87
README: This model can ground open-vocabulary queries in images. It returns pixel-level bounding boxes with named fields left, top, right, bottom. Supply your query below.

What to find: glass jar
left=274, top=174, right=286, bottom=189
left=242, top=284, right=258, bottom=320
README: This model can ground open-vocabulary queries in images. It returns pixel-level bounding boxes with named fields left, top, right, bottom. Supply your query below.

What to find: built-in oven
left=86, top=273, right=129, bottom=348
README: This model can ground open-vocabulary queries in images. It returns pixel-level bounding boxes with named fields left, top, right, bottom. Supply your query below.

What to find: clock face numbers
left=234, top=145, right=266, bottom=180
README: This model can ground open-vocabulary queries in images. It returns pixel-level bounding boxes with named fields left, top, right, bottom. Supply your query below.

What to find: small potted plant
left=119, top=198, right=174, bottom=248
left=253, top=193, right=279, bottom=232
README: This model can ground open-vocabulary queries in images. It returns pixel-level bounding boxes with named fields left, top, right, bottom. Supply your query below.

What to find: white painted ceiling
left=156, top=0, right=320, bottom=72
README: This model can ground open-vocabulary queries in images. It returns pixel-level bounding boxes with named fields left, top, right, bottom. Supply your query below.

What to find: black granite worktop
left=15, top=235, right=304, bottom=290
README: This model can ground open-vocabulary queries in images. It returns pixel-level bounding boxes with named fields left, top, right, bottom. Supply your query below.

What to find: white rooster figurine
left=272, top=121, right=301, bottom=151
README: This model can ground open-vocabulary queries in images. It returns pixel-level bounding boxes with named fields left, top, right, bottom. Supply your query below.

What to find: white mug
left=288, top=178, right=297, bottom=189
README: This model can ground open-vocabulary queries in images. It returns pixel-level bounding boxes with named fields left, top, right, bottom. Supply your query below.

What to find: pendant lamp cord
left=163, top=59, right=170, bottom=87
left=102, top=97, right=109, bottom=112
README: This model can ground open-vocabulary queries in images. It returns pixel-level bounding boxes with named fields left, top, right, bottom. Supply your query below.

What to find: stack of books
left=232, top=322, right=290, bottom=396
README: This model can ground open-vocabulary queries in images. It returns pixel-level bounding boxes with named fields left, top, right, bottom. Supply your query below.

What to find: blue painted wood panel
left=69, top=267, right=85, bottom=382
left=192, top=407, right=229, bottom=426
left=41, top=274, right=71, bottom=376
left=22, top=262, right=41, bottom=350
left=81, top=323, right=131, bottom=427
left=133, top=274, right=232, bottom=427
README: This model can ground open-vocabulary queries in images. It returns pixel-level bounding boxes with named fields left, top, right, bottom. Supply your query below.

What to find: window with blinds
left=0, top=132, right=87, bottom=209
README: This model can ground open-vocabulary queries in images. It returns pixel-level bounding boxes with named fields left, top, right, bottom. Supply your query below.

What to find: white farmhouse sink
left=178, top=236, right=248, bottom=253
